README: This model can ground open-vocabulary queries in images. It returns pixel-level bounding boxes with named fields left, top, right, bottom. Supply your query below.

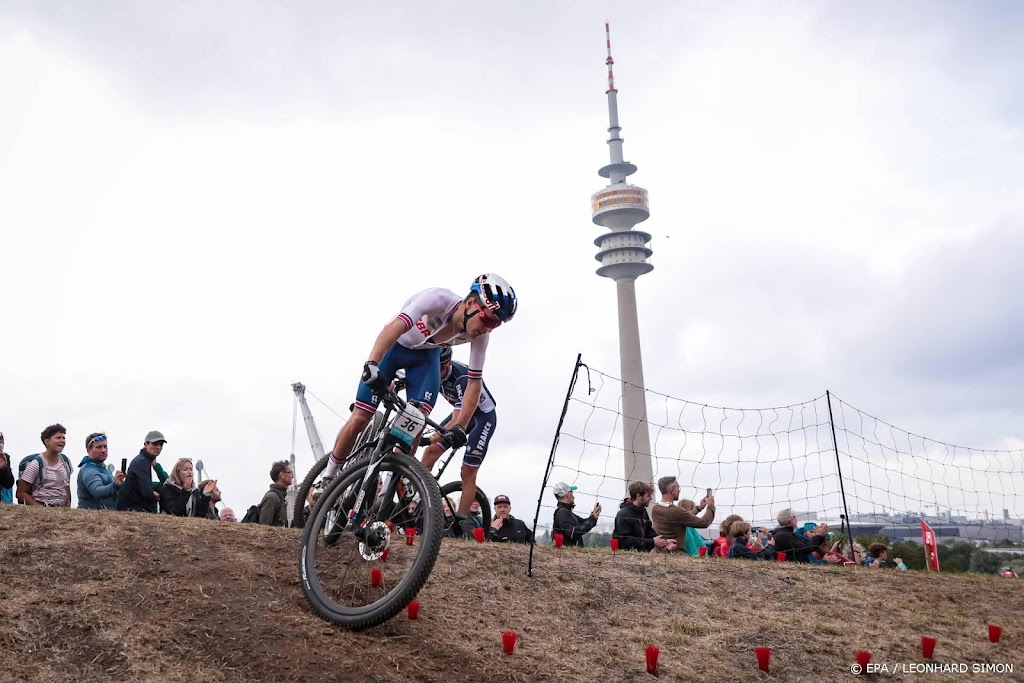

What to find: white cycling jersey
left=395, top=288, right=488, bottom=378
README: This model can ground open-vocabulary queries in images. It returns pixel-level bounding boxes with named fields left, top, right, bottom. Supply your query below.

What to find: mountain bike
left=292, top=379, right=492, bottom=532
left=298, top=386, right=468, bottom=630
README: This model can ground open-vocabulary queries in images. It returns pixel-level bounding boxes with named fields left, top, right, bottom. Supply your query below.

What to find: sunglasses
left=90, top=434, right=108, bottom=445
left=471, top=300, right=502, bottom=330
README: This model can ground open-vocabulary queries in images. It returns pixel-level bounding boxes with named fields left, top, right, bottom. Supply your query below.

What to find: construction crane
left=289, top=382, right=330, bottom=525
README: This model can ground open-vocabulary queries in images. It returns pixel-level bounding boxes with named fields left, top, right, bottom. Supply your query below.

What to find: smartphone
left=121, top=458, right=128, bottom=473
left=706, top=487, right=712, bottom=498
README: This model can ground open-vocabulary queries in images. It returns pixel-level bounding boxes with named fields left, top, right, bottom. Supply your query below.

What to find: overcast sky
left=2, top=1, right=1021, bottom=527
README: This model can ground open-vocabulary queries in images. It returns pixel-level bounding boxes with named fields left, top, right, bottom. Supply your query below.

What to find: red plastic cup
left=645, top=644, right=660, bottom=673
left=988, top=624, right=1002, bottom=643
left=855, top=650, right=871, bottom=675
left=405, top=528, right=415, bottom=546
left=610, top=538, right=619, bottom=552
left=921, top=636, right=937, bottom=659
left=553, top=533, right=564, bottom=548
left=370, top=567, right=382, bottom=588
left=472, top=527, right=485, bottom=543
left=407, top=600, right=421, bottom=620
left=755, top=646, right=771, bottom=672
left=698, top=545, right=708, bottom=557
left=501, top=630, right=517, bottom=654
left=777, top=551, right=786, bottom=562
left=380, top=548, right=390, bottom=563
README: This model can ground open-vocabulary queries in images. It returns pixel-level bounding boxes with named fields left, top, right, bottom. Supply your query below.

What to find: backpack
left=17, top=453, right=73, bottom=502
left=240, top=504, right=261, bottom=524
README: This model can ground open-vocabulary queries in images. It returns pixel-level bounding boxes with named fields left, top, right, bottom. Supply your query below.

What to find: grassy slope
left=1, top=506, right=1022, bottom=683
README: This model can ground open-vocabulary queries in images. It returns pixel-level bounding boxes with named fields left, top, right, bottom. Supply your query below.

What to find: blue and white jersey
left=441, top=360, right=496, bottom=414
left=393, top=288, right=488, bottom=379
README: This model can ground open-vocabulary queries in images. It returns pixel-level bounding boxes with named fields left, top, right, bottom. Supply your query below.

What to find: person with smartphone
left=77, top=432, right=125, bottom=510
left=650, top=476, right=716, bottom=551
left=551, top=482, right=601, bottom=547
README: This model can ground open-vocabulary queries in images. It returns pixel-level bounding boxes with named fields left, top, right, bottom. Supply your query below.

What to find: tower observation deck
left=591, top=23, right=654, bottom=488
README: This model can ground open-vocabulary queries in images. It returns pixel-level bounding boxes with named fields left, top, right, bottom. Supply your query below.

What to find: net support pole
left=826, top=390, right=854, bottom=546
left=528, top=353, right=583, bottom=576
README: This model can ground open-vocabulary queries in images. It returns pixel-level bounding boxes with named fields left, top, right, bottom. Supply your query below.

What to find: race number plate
left=388, top=403, right=426, bottom=449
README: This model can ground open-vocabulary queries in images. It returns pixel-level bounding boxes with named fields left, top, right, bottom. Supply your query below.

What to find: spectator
left=551, top=482, right=600, bottom=547
left=77, top=433, right=125, bottom=510
left=202, top=480, right=224, bottom=520
left=771, top=509, right=828, bottom=563
left=712, top=514, right=744, bottom=557
left=728, top=522, right=777, bottom=560
left=650, top=476, right=715, bottom=550
left=220, top=507, right=238, bottom=523
left=818, top=539, right=855, bottom=565
left=863, top=543, right=907, bottom=571
left=160, top=458, right=215, bottom=518
left=612, top=482, right=674, bottom=552
left=118, top=430, right=167, bottom=513
left=441, top=495, right=460, bottom=537
left=17, top=424, right=73, bottom=507
left=676, top=499, right=713, bottom=556
left=0, top=432, right=14, bottom=504
left=469, top=499, right=484, bottom=527
left=258, top=460, right=292, bottom=526
left=488, top=494, right=534, bottom=544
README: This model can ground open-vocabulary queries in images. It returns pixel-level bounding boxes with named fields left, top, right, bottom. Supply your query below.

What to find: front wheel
left=439, top=481, right=492, bottom=538
left=298, top=451, right=443, bottom=630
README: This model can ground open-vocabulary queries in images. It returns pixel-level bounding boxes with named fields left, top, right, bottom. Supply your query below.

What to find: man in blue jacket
left=118, top=430, right=166, bottom=513
left=77, top=432, right=125, bottom=509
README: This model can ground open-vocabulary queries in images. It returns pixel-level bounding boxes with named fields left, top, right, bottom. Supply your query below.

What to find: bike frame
left=346, top=388, right=454, bottom=529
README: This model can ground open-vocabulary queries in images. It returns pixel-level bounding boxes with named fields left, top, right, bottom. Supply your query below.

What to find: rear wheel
left=298, top=451, right=443, bottom=630
left=439, top=481, right=492, bottom=538
left=292, top=412, right=385, bottom=526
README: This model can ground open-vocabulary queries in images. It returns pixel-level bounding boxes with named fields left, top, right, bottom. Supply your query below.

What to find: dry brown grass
left=1, top=506, right=1022, bottom=682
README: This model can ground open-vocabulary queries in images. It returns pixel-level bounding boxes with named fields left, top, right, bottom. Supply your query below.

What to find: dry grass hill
left=1, top=506, right=1022, bottom=682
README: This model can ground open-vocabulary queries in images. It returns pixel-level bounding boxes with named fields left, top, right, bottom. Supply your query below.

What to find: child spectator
left=864, top=543, right=907, bottom=571
left=712, top=514, right=743, bottom=557
left=728, top=521, right=777, bottom=560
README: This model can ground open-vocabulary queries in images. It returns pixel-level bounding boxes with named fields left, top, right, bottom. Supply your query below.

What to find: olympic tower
left=591, top=23, right=654, bottom=486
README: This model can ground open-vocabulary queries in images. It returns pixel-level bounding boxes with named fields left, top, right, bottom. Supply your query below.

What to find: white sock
left=323, top=455, right=341, bottom=478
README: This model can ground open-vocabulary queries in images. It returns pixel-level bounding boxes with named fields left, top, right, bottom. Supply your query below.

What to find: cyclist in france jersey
left=322, top=274, right=517, bottom=485
left=421, top=345, right=497, bottom=535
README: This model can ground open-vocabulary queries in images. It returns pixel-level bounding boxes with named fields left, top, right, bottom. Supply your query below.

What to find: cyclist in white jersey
left=322, top=275, right=517, bottom=497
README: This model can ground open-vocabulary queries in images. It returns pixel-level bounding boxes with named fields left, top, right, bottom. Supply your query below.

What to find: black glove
left=361, top=361, right=389, bottom=392
left=443, top=425, right=468, bottom=450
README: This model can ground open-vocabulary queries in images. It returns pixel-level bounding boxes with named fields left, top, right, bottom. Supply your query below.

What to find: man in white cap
left=551, top=482, right=600, bottom=547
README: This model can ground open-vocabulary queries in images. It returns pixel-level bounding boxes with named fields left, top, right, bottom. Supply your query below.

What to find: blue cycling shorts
left=442, top=409, right=497, bottom=468
left=353, top=344, right=441, bottom=415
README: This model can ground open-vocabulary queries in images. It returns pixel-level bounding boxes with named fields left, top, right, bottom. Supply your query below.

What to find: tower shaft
left=591, top=23, right=654, bottom=490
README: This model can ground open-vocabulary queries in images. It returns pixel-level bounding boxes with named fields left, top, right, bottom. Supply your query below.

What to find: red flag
left=921, top=520, right=940, bottom=572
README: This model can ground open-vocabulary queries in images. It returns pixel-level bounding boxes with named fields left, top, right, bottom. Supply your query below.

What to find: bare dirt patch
left=1, top=506, right=1022, bottom=682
